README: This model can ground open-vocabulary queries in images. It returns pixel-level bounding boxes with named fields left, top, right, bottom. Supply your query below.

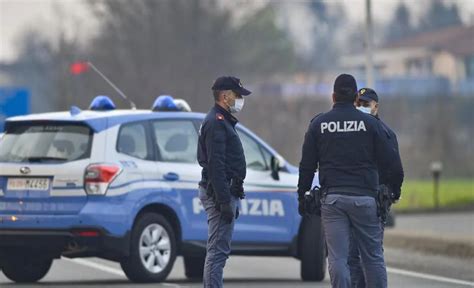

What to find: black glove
left=219, top=202, right=234, bottom=224
left=231, top=178, right=245, bottom=199
left=298, top=197, right=305, bottom=216
left=390, top=187, right=401, bottom=203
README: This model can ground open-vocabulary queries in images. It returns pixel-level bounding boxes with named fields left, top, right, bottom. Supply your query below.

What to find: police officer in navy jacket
left=297, top=74, right=403, bottom=288
left=197, top=76, right=251, bottom=288
left=348, top=87, right=404, bottom=288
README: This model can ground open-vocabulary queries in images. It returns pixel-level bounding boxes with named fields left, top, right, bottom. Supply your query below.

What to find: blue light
left=89, top=96, right=116, bottom=111
left=69, top=105, right=82, bottom=116
left=152, top=95, right=179, bottom=112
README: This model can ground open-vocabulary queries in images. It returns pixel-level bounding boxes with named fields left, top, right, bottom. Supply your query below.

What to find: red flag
left=70, top=62, right=89, bottom=75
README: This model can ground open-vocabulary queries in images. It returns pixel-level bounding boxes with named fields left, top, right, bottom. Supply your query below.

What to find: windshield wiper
left=23, top=156, right=69, bottom=163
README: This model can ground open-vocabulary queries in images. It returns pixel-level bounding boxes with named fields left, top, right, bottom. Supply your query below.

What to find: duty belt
left=325, top=186, right=377, bottom=198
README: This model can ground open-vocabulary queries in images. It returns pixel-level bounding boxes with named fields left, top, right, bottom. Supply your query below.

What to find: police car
left=0, top=96, right=325, bottom=283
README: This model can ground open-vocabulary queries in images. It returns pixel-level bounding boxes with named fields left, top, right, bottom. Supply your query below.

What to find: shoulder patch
left=216, top=113, right=225, bottom=121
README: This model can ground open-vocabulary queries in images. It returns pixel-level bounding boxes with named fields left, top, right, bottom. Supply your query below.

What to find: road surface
left=1, top=248, right=473, bottom=288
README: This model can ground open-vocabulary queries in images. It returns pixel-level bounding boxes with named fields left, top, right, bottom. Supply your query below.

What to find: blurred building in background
left=341, top=25, right=474, bottom=96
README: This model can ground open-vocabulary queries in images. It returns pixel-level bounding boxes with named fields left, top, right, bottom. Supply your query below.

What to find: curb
left=384, top=230, right=474, bottom=259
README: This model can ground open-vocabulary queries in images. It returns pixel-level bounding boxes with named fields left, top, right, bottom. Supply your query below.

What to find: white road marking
left=387, top=266, right=474, bottom=287
left=63, top=257, right=474, bottom=287
left=62, top=257, right=184, bottom=288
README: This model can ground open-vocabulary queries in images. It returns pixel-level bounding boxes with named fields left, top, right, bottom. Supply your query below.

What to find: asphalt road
left=1, top=248, right=473, bottom=288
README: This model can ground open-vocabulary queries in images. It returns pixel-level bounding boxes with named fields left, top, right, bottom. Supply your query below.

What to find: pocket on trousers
left=354, top=197, right=376, bottom=208
left=323, top=195, right=338, bottom=205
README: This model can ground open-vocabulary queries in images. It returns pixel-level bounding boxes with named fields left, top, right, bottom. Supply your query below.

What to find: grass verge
left=395, top=179, right=474, bottom=211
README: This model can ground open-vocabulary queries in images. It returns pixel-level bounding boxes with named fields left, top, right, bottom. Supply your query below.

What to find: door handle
left=163, top=172, right=180, bottom=181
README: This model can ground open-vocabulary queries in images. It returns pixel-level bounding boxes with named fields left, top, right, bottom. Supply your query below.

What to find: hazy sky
left=1, top=0, right=473, bottom=62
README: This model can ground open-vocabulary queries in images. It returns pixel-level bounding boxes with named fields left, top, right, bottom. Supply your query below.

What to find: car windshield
left=0, top=123, right=92, bottom=163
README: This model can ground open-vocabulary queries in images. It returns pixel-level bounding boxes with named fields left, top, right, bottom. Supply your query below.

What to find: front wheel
left=1, top=250, right=53, bottom=283
left=120, top=213, right=177, bottom=283
left=300, top=215, right=326, bottom=281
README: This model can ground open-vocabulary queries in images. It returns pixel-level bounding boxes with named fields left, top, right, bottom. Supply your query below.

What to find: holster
left=304, top=185, right=323, bottom=216
left=377, top=184, right=392, bottom=225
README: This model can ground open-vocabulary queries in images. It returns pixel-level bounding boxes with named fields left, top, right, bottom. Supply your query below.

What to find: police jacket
left=376, top=115, right=404, bottom=199
left=198, top=104, right=246, bottom=204
left=297, top=102, right=404, bottom=198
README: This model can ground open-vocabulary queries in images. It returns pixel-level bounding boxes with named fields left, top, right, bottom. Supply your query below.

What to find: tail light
left=84, top=163, right=121, bottom=195
left=72, top=230, right=100, bottom=237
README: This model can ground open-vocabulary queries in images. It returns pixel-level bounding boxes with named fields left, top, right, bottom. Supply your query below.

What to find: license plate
left=7, top=178, right=50, bottom=191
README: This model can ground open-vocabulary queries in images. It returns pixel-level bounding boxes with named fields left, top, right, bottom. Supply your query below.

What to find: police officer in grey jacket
left=298, top=74, right=403, bottom=288
left=197, top=76, right=251, bottom=288
left=349, top=87, right=404, bottom=288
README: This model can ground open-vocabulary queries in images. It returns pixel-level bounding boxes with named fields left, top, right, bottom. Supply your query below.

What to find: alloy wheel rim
left=139, top=223, right=171, bottom=273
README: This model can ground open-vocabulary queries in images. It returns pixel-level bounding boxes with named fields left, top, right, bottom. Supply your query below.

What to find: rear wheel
left=300, top=215, right=326, bottom=281
left=184, top=255, right=205, bottom=279
left=1, top=250, right=53, bottom=283
left=120, top=213, right=177, bottom=283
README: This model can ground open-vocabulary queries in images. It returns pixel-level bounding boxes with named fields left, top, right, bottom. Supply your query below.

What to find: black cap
left=212, top=76, right=251, bottom=96
left=334, top=74, right=357, bottom=98
left=358, top=88, right=379, bottom=102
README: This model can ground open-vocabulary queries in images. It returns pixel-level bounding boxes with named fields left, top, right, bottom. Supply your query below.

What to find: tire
left=300, top=215, right=326, bottom=282
left=1, top=251, right=53, bottom=283
left=120, top=213, right=177, bottom=283
left=184, top=255, right=205, bottom=279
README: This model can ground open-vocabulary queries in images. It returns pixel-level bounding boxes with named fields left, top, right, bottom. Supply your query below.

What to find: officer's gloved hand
left=391, top=191, right=401, bottom=204
left=231, top=178, right=245, bottom=199
left=298, top=197, right=305, bottom=216
left=219, top=203, right=234, bottom=224
left=388, top=186, right=401, bottom=204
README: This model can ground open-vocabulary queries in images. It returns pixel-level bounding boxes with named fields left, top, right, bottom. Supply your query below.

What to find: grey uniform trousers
left=349, top=231, right=367, bottom=288
left=321, top=194, right=387, bottom=288
left=199, top=187, right=238, bottom=288
left=349, top=226, right=386, bottom=287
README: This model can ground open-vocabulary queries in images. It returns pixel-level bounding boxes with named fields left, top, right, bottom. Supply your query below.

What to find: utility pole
left=365, top=0, right=375, bottom=87
left=431, top=161, right=443, bottom=210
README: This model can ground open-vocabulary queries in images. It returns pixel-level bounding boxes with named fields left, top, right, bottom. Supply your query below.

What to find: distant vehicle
left=0, top=96, right=325, bottom=283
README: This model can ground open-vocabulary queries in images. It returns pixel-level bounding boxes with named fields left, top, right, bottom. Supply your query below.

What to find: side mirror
left=270, top=156, right=280, bottom=181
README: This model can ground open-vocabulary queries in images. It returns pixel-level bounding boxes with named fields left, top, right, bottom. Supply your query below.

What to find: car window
left=117, top=122, right=149, bottom=160
left=237, top=130, right=270, bottom=171
left=0, top=123, right=92, bottom=163
left=261, top=143, right=273, bottom=170
left=152, top=120, right=198, bottom=163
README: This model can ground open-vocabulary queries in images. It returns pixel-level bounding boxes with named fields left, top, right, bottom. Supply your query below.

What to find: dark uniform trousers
left=323, top=194, right=386, bottom=288
left=199, top=187, right=238, bottom=288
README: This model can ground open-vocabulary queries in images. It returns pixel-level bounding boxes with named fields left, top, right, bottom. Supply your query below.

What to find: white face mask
left=230, top=98, right=245, bottom=113
left=357, top=106, right=372, bottom=114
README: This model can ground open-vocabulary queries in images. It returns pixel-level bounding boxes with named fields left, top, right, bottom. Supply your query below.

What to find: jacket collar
left=214, top=104, right=239, bottom=126
left=333, top=102, right=356, bottom=109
